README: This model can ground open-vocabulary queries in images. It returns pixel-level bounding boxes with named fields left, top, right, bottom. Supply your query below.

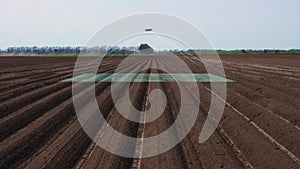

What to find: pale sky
left=0, top=0, right=299, bottom=49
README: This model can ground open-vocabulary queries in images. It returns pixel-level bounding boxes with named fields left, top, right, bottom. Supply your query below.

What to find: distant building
left=138, top=43, right=154, bottom=54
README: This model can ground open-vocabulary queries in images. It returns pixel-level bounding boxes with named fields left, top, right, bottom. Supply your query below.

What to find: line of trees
left=169, top=49, right=300, bottom=55
left=216, top=49, right=300, bottom=54
left=1, top=46, right=300, bottom=55
left=0, top=46, right=138, bottom=55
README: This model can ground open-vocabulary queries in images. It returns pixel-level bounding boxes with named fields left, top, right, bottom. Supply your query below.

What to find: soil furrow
left=0, top=82, right=107, bottom=168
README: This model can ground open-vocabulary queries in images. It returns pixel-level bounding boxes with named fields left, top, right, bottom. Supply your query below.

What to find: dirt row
left=0, top=55, right=299, bottom=168
left=181, top=55, right=300, bottom=168
left=0, top=56, right=149, bottom=168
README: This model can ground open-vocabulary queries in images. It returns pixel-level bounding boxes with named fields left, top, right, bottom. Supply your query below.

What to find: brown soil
left=0, top=54, right=299, bottom=169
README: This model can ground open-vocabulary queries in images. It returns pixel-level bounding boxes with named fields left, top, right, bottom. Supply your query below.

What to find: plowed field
left=0, top=54, right=299, bottom=169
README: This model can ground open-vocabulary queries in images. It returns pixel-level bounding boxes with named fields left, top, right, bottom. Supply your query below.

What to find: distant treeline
left=0, top=46, right=138, bottom=55
left=216, top=49, right=300, bottom=54
left=1, top=46, right=300, bottom=55
left=169, top=49, right=300, bottom=55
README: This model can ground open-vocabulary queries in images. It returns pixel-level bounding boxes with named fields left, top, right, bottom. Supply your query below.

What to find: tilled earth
left=0, top=54, right=299, bottom=169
